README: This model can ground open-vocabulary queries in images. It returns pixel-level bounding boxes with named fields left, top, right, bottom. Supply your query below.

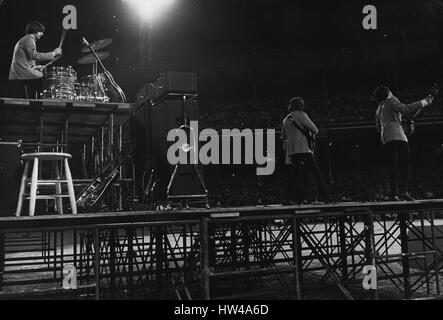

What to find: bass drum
left=40, top=66, right=77, bottom=101
left=74, top=83, right=92, bottom=102
left=76, top=74, right=110, bottom=103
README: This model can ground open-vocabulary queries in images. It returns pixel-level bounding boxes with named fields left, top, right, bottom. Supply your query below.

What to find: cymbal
left=77, top=52, right=110, bottom=65
left=81, top=38, right=113, bottom=53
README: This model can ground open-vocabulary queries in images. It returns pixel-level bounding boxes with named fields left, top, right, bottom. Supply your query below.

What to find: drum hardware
left=80, top=38, right=112, bottom=53
left=81, top=37, right=126, bottom=103
left=77, top=51, right=110, bottom=65
left=38, top=37, right=121, bottom=103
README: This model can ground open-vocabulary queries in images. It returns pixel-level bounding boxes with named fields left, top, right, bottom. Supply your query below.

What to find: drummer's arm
left=22, top=36, right=55, bottom=62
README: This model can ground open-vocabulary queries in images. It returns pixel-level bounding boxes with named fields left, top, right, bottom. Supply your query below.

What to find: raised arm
left=390, top=96, right=433, bottom=115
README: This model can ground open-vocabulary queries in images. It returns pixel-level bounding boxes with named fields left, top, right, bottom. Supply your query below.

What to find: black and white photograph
left=0, top=0, right=443, bottom=307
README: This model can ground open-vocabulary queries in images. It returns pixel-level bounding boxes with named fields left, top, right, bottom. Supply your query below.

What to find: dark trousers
left=10, top=79, right=42, bottom=99
left=385, top=140, right=411, bottom=197
left=286, top=153, right=329, bottom=202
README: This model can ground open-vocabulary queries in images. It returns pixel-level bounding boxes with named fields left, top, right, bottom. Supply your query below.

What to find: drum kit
left=40, top=38, right=113, bottom=103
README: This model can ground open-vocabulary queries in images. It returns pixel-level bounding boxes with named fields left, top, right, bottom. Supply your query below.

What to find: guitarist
left=9, top=21, right=62, bottom=99
left=282, top=97, right=330, bottom=205
left=374, top=85, right=435, bottom=201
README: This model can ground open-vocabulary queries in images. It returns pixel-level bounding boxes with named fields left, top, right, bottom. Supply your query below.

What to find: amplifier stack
left=132, top=71, right=207, bottom=208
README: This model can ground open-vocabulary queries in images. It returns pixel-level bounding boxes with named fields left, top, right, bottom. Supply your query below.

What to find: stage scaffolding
left=0, top=200, right=442, bottom=300
left=0, top=97, right=138, bottom=213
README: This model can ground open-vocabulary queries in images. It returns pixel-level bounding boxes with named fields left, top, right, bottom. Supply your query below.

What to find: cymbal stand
left=93, top=61, right=98, bottom=76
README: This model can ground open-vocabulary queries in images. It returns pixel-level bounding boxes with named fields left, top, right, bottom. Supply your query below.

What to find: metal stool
left=15, top=153, right=77, bottom=216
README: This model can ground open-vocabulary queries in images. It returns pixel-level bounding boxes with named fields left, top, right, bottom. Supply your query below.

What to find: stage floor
left=1, top=198, right=443, bottom=231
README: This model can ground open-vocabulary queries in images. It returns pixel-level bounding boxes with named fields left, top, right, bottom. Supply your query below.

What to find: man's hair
left=373, top=86, right=390, bottom=103
left=288, top=97, right=304, bottom=112
left=26, top=21, right=45, bottom=35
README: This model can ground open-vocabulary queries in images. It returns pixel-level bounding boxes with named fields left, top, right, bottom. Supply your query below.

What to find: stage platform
left=1, top=199, right=443, bottom=231
left=0, top=199, right=442, bottom=300
left=0, top=97, right=135, bottom=144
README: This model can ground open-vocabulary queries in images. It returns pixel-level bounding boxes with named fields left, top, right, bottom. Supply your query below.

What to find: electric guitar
left=76, top=145, right=136, bottom=211
left=81, top=37, right=127, bottom=103
left=305, top=129, right=317, bottom=152
left=402, top=83, right=439, bottom=137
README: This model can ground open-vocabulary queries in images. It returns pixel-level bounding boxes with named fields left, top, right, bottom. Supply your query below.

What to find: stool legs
left=15, top=162, right=30, bottom=217
left=15, top=155, right=77, bottom=217
left=54, top=163, right=64, bottom=215
left=64, top=158, right=77, bottom=214
left=29, top=157, right=39, bottom=217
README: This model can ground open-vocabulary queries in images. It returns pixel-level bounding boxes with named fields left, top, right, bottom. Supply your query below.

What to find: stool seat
left=21, top=153, right=72, bottom=161
left=16, top=152, right=77, bottom=217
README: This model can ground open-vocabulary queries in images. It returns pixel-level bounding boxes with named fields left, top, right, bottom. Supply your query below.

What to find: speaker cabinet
left=156, top=72, right=198, bottom=99
left=149, top=100, right=199, bottom=166
left=132, top=99, right=201, bottom=201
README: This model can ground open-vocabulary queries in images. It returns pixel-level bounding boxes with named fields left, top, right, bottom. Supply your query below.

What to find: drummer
left=9, top=21, right=62, bottom=99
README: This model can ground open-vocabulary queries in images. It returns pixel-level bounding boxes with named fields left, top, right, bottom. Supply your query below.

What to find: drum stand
left=92, top=61, right=96, bottom=76
left=91, top=61, right=106, bottom=101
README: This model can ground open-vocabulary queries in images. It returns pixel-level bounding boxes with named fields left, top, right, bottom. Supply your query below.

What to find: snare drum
left=40, top=66, right=77, bottom=101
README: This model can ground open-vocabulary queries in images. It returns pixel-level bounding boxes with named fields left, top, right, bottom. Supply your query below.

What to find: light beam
left=123, top=0, right=176, bottom=21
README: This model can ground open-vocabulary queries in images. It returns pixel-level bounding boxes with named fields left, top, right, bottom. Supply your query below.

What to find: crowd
left=198, top=83, right=443, bottom=206
left=199, top=86, right=443, bottom=130
left=203, top=154, right=443, bottom=206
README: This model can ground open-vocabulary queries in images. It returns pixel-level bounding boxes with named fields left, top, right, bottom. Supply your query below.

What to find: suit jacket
left=9, top=34, right=55, bottom=80
left=375, top=96, right=422, bottom=145
left=282, top=111, right=319, bottom=164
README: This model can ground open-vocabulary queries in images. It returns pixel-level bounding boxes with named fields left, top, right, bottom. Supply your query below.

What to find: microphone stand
left=81, top=37, right=127, bottom=103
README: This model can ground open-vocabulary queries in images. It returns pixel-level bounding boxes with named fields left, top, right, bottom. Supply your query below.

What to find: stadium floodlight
left=123, top=0, right=176, bottom=21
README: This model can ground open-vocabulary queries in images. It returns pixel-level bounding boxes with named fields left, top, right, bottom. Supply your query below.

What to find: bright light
left=123, top=0, right=176, bottom=21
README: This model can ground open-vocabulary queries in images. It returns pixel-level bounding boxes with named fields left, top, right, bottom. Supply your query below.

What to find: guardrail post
left=0, top=232, right=4, bottom=291
left=292, top=217, right=302, bottom=300
left=155, top=226, right=164, bottom=295
left=399, top=214, right=411, bottom=299
left=339, top=217, right=349, bottom=282
left=94, top=227, right=100, bottom=300
left=200, top=217, right=210, bottom=300
left=241, top=222, right=251, bottom=290
left=364, top=210, right=379, bottom=300
left=109, top=228, right=116, bottom=298
left=127, top=227, right=134, bottom=298
left=430, top=211, right=441, bottom=295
